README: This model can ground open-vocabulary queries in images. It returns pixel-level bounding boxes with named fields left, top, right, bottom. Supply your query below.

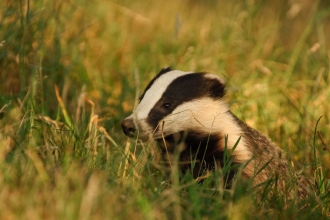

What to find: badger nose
left=121, top=118, right=136, bottom=137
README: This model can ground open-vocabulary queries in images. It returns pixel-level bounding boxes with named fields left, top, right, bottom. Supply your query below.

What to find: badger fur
left=121, top=67, right=311, bottom=198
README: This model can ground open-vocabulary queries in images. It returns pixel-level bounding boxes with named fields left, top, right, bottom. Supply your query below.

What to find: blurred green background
left=0, top=0, right=329, bottom=219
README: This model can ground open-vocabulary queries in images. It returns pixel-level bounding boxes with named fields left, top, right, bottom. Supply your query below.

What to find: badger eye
left=162, top=103, right=172, bottom=109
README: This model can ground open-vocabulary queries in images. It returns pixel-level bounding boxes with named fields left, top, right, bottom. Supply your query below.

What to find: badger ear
left=204, top=73, right=226, bottom=85
left=202, top=73, right=226, bottom=98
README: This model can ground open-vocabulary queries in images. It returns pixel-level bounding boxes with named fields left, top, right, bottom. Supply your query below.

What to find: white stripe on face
left=132, top=70, right=193, bottom=121
left=152, top=98, right=251, bottom=162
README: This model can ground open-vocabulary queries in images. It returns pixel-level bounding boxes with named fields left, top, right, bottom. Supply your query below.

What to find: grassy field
left=0, top=0, right=330, bottom=219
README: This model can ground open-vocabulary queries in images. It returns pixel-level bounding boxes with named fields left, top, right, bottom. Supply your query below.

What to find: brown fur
left=121, top=69, right=315, bottom=200
left=232, top=113, right=314, bottom=199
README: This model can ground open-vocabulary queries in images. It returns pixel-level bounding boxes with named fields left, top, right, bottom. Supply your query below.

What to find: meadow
left=0, top=0, right=330, bottom=219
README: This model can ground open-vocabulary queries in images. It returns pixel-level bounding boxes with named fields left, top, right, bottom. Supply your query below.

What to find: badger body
left=122, top=68, right=309, bottom=197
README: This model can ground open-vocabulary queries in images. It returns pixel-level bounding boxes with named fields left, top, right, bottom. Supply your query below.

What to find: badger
left=121, top=67, right=311, bottom=198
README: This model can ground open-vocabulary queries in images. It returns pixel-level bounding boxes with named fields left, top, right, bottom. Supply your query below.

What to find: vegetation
left=0, top=0, right=329, bottom=219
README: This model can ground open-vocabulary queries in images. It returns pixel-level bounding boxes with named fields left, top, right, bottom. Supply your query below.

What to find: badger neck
left=156, top=98, right=252, bottom=164
left=155, top=109, right=252, bottom=180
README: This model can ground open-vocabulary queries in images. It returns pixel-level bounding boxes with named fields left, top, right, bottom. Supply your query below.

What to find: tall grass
left=0, top=0, right=329, bottom=219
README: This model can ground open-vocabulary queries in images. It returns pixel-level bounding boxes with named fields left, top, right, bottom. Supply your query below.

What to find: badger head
left=121, top=67, right=251, bottom=163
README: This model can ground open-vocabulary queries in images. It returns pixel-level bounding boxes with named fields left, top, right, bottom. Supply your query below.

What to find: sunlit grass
left=0, top=0, right=329, bottom=219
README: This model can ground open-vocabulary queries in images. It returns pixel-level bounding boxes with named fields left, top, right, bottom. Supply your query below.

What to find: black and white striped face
left=122, top=68, right=234, bottom=141
left=122, top=67, right=252, bottom=166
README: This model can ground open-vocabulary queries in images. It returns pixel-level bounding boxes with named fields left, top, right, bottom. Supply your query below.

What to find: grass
left=0, top=0, right=330, bottom=219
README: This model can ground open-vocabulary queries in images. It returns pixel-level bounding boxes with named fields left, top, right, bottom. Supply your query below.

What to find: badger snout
left=121, top=118, right=136, bottom=137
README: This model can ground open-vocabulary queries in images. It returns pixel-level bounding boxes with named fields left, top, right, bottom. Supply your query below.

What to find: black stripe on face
left=147, top=73, right=226, bottom=129
left=139, top=67, right=173, bottom=101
